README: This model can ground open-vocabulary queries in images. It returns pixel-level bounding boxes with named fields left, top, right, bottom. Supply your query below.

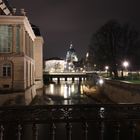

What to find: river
left=32, top=80, right=98, bottom=105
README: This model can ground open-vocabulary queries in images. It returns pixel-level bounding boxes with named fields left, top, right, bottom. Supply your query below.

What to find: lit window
left=3, top=64, right=11, bottom=77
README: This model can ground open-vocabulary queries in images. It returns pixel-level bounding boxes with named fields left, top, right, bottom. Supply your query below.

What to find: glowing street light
left=105, top=66, right=109, bottom=71
left=122, top=61, right=129, bottom=77
left=105, top=66, right=109, bottom=77
left=123, top=61, right=129, bottom=69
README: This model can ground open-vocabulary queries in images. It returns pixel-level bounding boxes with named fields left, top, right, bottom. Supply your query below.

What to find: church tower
left=65, top=43, right=78, bottom=71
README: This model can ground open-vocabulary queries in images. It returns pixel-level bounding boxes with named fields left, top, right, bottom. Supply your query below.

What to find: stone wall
left=103, top=80, right=140, bottom=103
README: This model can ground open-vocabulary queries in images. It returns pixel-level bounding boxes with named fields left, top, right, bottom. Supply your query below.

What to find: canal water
left=32, top=80, right=98, bottom=105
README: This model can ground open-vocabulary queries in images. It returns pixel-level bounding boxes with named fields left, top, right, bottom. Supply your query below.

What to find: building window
left=2, top=63, right=11, bottom=77
left=16, top=26, right=20, bottom=53
left=0, top=25, right=13, bottom=53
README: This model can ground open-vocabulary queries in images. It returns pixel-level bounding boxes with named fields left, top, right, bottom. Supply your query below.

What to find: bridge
left=43, top=71, right=96, bottom=83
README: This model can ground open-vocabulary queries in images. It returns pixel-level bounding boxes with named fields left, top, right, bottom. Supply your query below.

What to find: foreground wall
left=103, top=79, right=140, bottom=103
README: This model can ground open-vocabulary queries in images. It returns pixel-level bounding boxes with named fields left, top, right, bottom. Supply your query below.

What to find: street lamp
left=105, top=66, right=109, bottom=77
left=122, top=61, right=129, bottom=77
left=123, top=61, right=129, bottom=69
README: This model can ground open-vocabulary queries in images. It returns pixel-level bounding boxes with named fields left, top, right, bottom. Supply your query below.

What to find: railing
left=0, top=104, right=140, bottom=140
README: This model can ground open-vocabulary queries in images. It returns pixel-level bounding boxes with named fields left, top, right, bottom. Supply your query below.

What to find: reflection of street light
left=86, top=52, right=89, bottom=58
left=98, top=78, right=104, bottom=85
left=105, top=66, right=109, bottom=77
left=93, top=64, right=97, bottom=71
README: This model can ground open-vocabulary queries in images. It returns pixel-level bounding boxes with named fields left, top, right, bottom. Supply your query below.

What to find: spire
left=69, top=41, right=74, bottom=49
left=66, top=42, right=78, bottom=63
left=70, top=42, right=73, bottom=49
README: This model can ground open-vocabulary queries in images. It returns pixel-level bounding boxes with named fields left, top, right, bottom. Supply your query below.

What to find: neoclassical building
left=0, top=0, right=44, bottom=94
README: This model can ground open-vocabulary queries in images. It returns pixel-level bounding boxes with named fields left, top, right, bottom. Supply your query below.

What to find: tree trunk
left=113, top=69, right=118, bottom=78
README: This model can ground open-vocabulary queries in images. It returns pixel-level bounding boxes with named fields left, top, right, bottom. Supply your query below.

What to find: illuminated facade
left=45, top=59, right=65, bottom=72
left=0, top=1, right=44, bottom=94
left=44, top=44, right=79, bottom=73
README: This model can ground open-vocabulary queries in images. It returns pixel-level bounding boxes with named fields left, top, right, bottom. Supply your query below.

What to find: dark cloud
left=11, top=0, right=140, bottom=59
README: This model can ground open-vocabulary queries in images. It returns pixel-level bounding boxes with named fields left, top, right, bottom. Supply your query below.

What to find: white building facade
left=0, top=2, right=44, bottom=94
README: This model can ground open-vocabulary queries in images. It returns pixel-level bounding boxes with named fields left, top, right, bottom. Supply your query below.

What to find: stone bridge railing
left=0, top=104, right=140, bottom=140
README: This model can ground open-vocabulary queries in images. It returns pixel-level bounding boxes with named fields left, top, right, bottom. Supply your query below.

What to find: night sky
left=10, top=0, right=140, bottom=59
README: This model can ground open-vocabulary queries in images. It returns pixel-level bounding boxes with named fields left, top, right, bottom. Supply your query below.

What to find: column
left=57, top=77, right=60, bottom=83
left=30, top=40, right=33, bottom=58
left=79, top=77, right=82, bottom=82
left=25, top=31, right=30, bottom=56
left=20, top=25, right=25, bottom=54
left=29, top=36, right=32, bottom=57
left=72, top=77, right=74, bottom=82
left=12, top=25, right=16, bottom=53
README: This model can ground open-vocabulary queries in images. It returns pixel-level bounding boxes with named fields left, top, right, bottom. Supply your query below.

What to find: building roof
left=45, top=57, right=64, bottom=61
left=3, top=0, right=12, bottom=11
left=0, top=0, right=12, bottom=15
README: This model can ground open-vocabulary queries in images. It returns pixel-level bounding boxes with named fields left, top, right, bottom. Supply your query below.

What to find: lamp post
left=122, top=61, right=129, bottom=77
left=105, top=66, right=109, bottom=77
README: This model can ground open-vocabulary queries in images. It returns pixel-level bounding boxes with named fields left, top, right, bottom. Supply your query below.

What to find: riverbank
left=103, top=79, right=140, bottom=103
left=82, top=85, right=114, bottom=103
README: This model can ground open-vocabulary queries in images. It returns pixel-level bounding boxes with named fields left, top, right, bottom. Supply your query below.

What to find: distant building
left=65, top=43, right=78, bottom=71
left=0, top=0, right=44, bottom=97
left=44, top=43, right=79, bottom=73
left=44, top=58, right=65, bottom=72
left=66, top=43, right=78, bottom=63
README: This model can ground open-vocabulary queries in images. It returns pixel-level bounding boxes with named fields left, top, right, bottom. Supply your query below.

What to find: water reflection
left=44, top=81, right=82, bottom=100
left=30, top=80, right=96, bottom=105
left=41, top=80, right=96, bottom=105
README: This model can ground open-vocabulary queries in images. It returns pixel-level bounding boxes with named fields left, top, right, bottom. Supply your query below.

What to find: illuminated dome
left=66, top=43, right=78, bottom=62
left=65, top=43, right=78, bottom=71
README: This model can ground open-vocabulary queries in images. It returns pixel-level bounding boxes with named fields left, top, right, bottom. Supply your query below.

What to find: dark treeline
left=88, top=19, right=140, bottom=78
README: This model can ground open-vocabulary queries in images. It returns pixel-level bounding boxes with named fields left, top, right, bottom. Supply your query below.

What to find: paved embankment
left=82, top=85, right=114, bottom=103
left=103, top=79, right=140, bottom=103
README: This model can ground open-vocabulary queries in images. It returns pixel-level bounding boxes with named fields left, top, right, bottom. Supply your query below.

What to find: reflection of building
left=0, top=1, right=43, bottom=95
